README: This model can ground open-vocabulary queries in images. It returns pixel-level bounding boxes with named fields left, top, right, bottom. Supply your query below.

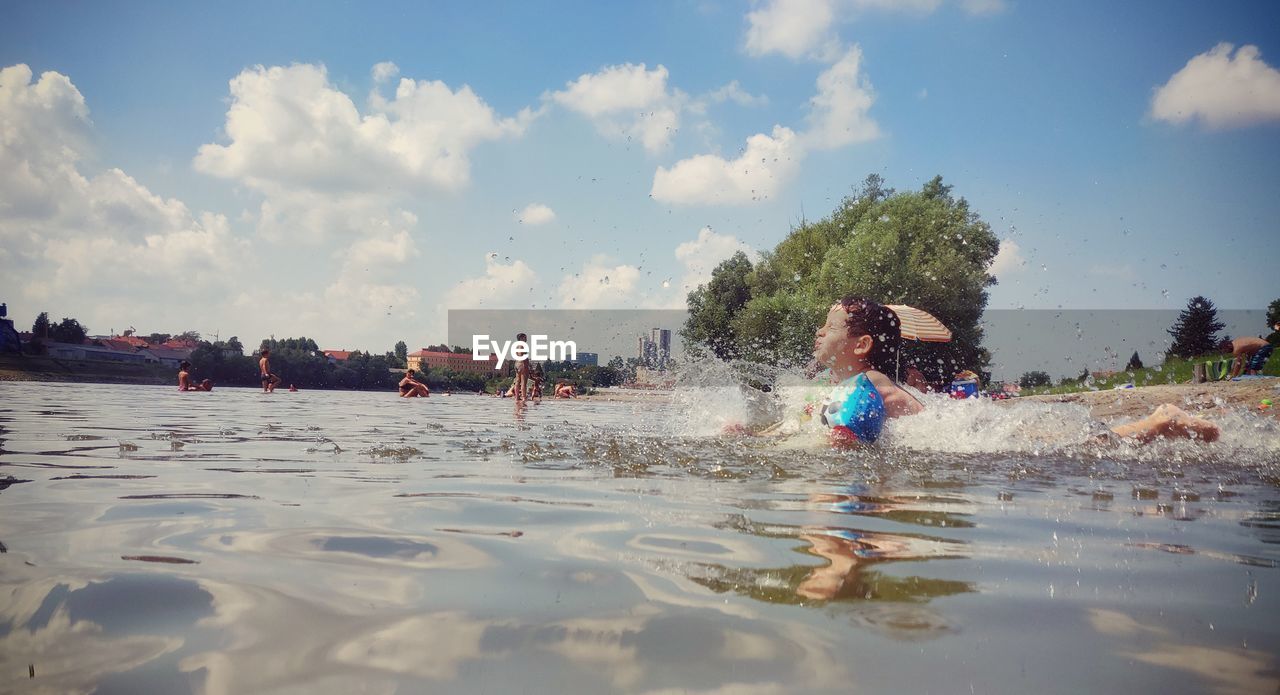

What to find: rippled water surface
left=2, top=381, right=1278, bottom=694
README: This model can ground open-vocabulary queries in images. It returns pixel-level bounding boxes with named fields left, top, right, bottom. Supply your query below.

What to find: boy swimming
left=755, top=296, right=1219, bottom=447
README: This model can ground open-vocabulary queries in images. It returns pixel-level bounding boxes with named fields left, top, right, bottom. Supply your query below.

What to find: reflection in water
left=689, top=491, right=973, bottom=639
left=0, top=382, right=1277, bottom=693
left=0, top=573, right=210, bottom=694
left=1089, top=608, right=1279, bottom=695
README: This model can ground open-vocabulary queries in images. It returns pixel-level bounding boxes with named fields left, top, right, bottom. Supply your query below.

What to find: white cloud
left=651, top=43, right=879, bottom=206
left=1150, top=43, right=1280, bottom=129
left=674, top=227, right=755, bottom=294
left=548, top=63, right=684, bottom=152
left=651, top=126, right=801, bottom=205
left=516, top=203, right=556, bottom=225
left=743, top=0, right=1001, bottom=61
left=0, top=65, right=250, bottom=322
left=339, top=213, right=420, bottom=269
left=704, top=80, right=770, bottom=108
left=371, top=61, right=399, bottom=83
left=988, top=238, right=1026, bottom=278
left=441, top=254, right=539, bottom=310
left=195, top=63, right=532, bottom=197
left=802, top=45, right=879, bottom=149
left=744, top=0, right=839, bottom=61
left=557, top=256, right=642, bottom=309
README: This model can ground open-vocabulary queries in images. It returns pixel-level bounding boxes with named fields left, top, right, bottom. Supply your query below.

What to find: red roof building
left=322, top=350, right=354, bottom=362
left=407, top=350, right=498, bottom=374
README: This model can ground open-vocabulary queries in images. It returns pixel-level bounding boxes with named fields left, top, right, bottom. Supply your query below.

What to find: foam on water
left=665, top=356, right=1280, bottom=466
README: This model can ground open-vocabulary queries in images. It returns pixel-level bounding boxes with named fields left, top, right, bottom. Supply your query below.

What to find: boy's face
left=814, top=304, right=850, bottom=365
left=813, top=303, right=873, bottom=367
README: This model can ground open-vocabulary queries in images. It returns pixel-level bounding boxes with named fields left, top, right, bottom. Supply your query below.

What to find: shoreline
left=1011, top=379, right=1279, bottom=421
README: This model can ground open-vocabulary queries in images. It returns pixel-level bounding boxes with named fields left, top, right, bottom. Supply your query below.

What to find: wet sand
left=1016, top=379, right=1279, bottom=421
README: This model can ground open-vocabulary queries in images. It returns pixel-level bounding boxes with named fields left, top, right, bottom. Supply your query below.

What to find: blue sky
left=2, top=0, right=1278, bottom=355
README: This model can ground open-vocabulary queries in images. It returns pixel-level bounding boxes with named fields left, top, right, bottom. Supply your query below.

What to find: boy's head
left=1218, top=338, right=1235, bottom=354
left=516, top=332, right=528, bottom=342
left=813, top=296, right=900, bottom=373
left=179, top=360, right=191, bottom=371
left=261, top=348, right=270, bottom=357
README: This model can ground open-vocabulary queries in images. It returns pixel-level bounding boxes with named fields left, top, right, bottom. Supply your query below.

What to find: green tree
left=1267, top=299, right=1280, bottom=346
left=394, top=340, right=408, bottom=366
left=146, top=332, right=172, bottom=345
left=1166, top=296, right=1225, bottom=358
left=682, top=251, right=754, bottom=361
left=31, top=312, right=50, bottom=339
left=1018, top=370, right=1051, bottom=388
left=50, top=318, right=87, bottom=344
left=1126, top=351, right=1144, bottom=371
left=683, top=175, right=1000, bottom=381
left=226, top=336, right=244, bottom=354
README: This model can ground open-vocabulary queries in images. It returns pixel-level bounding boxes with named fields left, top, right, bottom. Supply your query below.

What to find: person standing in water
left=259, top=348, right=281, bottom=393
left=757, top=296, right=1219, bottom=447
left=513, top=332, right=531, bottom=402
left=529, top=361, right=545, bottom=400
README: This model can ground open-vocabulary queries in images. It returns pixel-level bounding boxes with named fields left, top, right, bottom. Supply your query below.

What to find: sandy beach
left=1015, top=378, right=1280, bottom=421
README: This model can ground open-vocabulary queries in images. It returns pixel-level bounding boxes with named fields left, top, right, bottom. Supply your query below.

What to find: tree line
left=1017, top=295, right=1280, bottom=388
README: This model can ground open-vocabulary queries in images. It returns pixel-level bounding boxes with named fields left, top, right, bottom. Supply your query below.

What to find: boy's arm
left=865, top=370, right=924, bottom=418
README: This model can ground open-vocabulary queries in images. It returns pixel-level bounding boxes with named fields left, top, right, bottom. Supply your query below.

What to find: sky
left=2, top=0, right=1278, bottom=359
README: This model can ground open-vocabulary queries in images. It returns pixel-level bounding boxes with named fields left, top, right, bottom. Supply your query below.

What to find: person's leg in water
left=1108, top=404, right=1219, bottom=443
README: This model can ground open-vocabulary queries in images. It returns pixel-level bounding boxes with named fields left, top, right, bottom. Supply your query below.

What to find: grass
left=1018, top=354, right=1280, bottom=396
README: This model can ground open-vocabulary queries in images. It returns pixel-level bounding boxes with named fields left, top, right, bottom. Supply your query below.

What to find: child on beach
left=757, top=296, right=1219, bottom=447
left=259, top=348, right=281, bottom=393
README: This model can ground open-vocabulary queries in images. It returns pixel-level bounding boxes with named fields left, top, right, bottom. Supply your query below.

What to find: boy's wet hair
left=179, top=360, right=191, bottom=370
left=837, top=296, right=900, bottom=374
left=261, top=347, right=270, bottom=356
left=516, top=332, right=528, bottom=341
left=1218, top=338, right=1234, bottom=353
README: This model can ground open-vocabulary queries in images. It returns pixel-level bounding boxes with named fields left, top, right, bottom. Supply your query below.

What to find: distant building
left=322, top=350, right=354, bottom=363
left=142, top=346, right=194, bottom=368
left=408, top=349, right=498, bottom=374
left=637, top=328, right=672, bottom=367
left=571, top=352, right=599, bottom=366
left=45, top=341, right=150, bottom=364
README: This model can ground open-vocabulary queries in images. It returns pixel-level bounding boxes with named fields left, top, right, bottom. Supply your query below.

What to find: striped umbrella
left=886, top=304, right=952, bottom=343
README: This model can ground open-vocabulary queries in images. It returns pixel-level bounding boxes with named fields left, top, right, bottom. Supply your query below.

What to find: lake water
left=1, top=381, right=1278, bottom=694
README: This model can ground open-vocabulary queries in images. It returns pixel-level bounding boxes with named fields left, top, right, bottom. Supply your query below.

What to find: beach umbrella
left=886, top=304, right=951, bottom=382
left=886, top=304, right=952, bottom=343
